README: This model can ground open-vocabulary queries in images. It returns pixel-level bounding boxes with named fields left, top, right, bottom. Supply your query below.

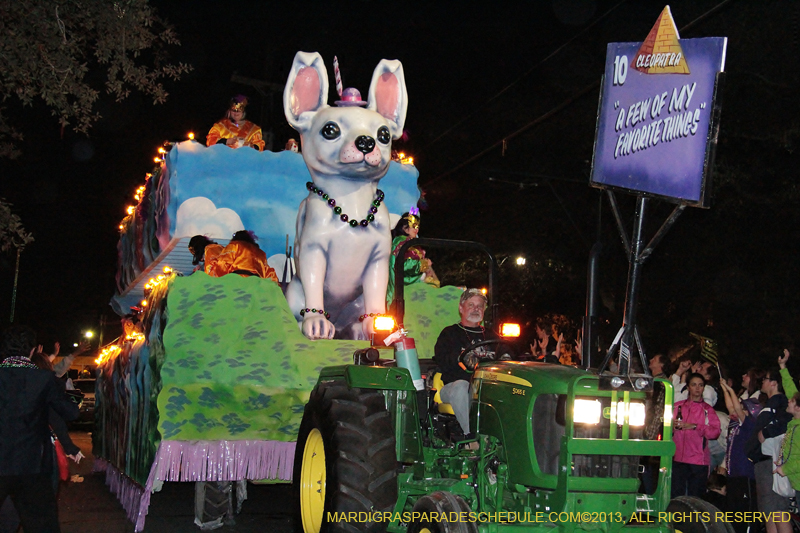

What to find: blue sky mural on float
left=164, top=141, right=420, bottom=257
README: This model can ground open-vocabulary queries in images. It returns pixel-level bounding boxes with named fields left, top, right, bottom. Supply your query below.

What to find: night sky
left=1, top=1, right=798, bottom=374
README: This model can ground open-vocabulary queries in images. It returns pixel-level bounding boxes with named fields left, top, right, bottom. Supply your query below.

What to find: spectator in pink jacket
left=672, top=373, right=721, bottom=498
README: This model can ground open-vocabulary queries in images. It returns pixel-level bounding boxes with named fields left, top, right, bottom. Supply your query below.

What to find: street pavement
left=59, top=430, right=294, bottom=533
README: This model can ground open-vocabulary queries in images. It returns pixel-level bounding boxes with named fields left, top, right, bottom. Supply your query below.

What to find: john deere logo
left=631, top=6, right=690, bottom=75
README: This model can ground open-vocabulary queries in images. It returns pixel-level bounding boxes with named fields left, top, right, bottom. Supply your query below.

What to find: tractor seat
left=431, top=372, right=456, bottom=416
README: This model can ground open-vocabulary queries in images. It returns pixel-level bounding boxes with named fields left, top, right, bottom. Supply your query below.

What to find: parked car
left=71, top=378, right=96, bottom=426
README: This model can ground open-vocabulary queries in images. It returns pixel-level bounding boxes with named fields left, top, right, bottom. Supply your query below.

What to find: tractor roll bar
left=390, top=238, right=498, bottom=331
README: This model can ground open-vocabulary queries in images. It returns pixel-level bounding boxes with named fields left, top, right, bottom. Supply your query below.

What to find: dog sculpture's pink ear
left=284, top=52, right=329, bottom=133
left=367, top=60, right=408, bottom=139
left=290, top=68, right=321, bottom=116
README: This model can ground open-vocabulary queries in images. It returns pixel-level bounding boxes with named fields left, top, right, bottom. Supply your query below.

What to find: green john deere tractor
left=293, top=239, right=730, bottom=533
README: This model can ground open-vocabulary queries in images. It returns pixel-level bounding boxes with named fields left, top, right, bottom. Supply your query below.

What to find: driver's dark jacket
left=433, top=324, right=496, bottom=384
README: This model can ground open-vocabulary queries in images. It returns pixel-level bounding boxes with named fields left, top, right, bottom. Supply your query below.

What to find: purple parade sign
left=590, top=7, right=727, bottom=207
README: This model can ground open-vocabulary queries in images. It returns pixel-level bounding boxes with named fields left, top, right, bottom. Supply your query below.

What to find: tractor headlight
left=613, top=401, right=646, bottom=426
left=573, top=399, right=602, bottom=424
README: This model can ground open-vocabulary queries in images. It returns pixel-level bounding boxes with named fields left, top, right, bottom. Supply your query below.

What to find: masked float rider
left=206, top=95, right=266, bottom=151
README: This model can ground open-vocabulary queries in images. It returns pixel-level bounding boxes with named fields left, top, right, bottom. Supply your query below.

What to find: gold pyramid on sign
left=631, top=5, right=690, bottom=74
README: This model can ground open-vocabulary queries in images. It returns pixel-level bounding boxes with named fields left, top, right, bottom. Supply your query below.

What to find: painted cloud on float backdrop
left=175, top=197, right=245, bottom=239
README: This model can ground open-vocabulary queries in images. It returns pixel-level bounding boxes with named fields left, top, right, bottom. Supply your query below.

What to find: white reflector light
left=615, top=401, right=646, bottom=427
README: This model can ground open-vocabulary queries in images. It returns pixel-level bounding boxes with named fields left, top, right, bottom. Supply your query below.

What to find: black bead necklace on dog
left=306, top=181, right=384, bottom=228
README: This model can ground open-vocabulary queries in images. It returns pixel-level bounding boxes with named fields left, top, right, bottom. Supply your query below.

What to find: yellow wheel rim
left=300, top=428, right=326, bottom=533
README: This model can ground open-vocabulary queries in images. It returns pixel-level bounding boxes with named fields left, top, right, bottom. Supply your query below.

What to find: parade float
left=94, top=52, right=467, bottom=530
left=94, top=6, right=730, bottom=529
left=291, top=7, right=732, bottom=533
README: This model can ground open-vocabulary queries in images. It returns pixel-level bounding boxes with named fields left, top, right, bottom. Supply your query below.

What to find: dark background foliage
left=1, top=0, right=798, bottom=379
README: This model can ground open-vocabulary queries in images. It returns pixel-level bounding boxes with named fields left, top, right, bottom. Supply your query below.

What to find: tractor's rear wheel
left=407, top=491, right=477, bottom=533
left=293, top=383, right=397, bottom=533
left=667, top=496, right=734, bottom=533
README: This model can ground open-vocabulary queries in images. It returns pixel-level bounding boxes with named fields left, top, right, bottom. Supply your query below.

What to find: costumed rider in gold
left=386, top=209, right=439, bottom=308
left=206, top=230, right=279, bottom=282
left=188, top=235, right=223, bottom=274
left=206, top=95, right=266, bottom=151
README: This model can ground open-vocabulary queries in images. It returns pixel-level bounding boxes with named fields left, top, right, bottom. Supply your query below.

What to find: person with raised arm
left=778, top=349, right=797, bottom=398
left=719, top=379, right=760, bottom=532
left=671, top=353, right=717, bottom=406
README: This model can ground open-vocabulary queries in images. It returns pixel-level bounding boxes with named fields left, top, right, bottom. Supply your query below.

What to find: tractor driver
left=433, top=288, right=496, bottom=441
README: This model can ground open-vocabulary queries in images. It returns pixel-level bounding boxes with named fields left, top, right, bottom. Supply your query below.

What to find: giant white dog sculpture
left=283, top=52, right=408, bottom=340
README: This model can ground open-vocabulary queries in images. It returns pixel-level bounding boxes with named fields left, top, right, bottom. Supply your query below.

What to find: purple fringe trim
left=97, top=439, right=296, bottom=532
left=94, top=458, right=147, bottom=527
left=150, top=439, right=296, bottom=482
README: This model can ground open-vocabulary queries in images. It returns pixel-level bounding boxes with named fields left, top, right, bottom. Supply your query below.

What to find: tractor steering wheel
left=458, top=339, right=510, bottom=372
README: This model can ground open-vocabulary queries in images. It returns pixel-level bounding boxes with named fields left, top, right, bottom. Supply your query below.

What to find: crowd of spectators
left=643, top=345, right=800, bottom=533
left=522, top=315, right=800, bottom=528
left=527, top=313, right=582, bottom=366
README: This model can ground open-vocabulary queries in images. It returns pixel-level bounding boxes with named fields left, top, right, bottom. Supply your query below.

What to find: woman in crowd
left=672, top=373, right=721, bottom=498
left=386, top=211, right=438, bottom=308
left=739, top=367, right=766, bottom=401
left=671, top=354, right=718, bottom=406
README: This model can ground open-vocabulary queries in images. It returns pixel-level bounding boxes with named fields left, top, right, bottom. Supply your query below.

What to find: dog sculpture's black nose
left=355, top=136, right=376, bottom=154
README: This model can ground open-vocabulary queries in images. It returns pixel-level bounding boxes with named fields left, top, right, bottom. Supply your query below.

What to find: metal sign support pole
left=597, top=192, right=685, bottom=388
left=598, top=195, right=647, bottom=376
left=616, top=194, right=647, bottom=376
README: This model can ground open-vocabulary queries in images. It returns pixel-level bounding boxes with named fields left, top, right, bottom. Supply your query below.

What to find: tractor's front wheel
left=407, top=491, right=477, bottom=533
left=293, top=383, right=397, bottom=533
left=667, top=496, right=734, bottom=533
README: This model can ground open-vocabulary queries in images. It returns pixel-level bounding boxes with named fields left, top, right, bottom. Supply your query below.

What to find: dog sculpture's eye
left=377, top=126, right=391, bottom=145
left=321, top=122, right=341, bottom=140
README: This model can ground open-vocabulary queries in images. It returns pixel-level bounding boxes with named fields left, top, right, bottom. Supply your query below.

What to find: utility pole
left=9, top=248, right=21, bottom=323
left=1, top=198, right=34, bottom=323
